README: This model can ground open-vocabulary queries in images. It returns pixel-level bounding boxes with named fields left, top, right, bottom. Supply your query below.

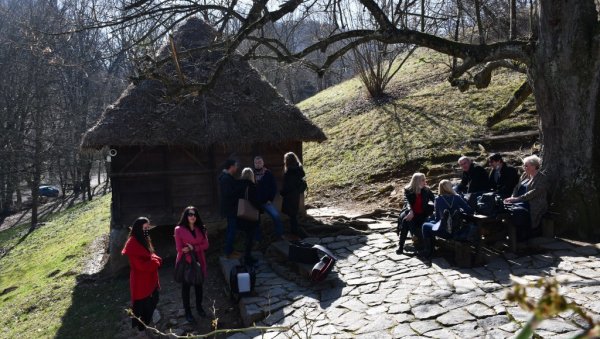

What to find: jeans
left=422, top=221, right=452, bottom=240
left=255, top=202, right=284, bottom=240
left=224, top=214, right=237, bottom=255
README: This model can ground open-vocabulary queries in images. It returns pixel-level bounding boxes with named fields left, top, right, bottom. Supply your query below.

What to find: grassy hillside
left=0, top=195, right=128, bottom=338
left=299, top=49, right=537, bottom=191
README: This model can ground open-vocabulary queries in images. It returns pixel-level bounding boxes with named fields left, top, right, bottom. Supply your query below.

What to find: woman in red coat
left=174, top=206, right=209, bottom=323
left=121, top=217, right=162, bottom=331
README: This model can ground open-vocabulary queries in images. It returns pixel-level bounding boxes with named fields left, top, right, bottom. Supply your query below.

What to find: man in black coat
left=456, top=156, right=490, bottom=194
left=488, top=153, right=519, bottom=199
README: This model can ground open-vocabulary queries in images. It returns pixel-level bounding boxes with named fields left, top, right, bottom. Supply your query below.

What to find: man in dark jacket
left=456, top=156, right=490, bottom=207
left=219, top=159, right=239, bottom=257
left=253, top=156, right=284, bottom=240
left=488, top=153, right=519, bottom=199
left=456, top=156, right=490, bottom=194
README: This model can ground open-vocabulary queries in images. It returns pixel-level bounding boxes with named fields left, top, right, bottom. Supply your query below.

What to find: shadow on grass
left=54, top=267, right=129, bottom=339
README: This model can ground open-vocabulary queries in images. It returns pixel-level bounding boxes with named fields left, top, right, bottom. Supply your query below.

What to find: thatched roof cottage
left=81, top=18, right=325, bottom=271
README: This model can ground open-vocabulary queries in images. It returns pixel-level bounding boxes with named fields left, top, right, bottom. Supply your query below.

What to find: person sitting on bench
left=455, top=156, right=490, bottom=208
left=488, top=153, right=519, bottom=199
left=396, top=172, right=435, bottom=255
left=503, top=155, right=548, bottom=240
left=421, top=180, right=473, bottom=260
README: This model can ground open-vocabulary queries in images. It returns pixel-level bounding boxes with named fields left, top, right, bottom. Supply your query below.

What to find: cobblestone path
left=230, top=231, right=600, bottom=338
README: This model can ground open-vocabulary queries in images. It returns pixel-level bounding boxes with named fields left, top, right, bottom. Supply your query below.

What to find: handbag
left=237, top=187, right=259, bottom=221
left=174, top=251, right=204, bottom=285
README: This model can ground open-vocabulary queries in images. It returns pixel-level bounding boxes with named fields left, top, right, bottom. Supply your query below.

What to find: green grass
left=299, top=49, right=537, bottom=191
left=0, top=195, right=129, bottom=338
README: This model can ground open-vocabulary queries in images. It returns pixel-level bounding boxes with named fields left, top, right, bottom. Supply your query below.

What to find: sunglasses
left=186, top=213, right=197, bottom=217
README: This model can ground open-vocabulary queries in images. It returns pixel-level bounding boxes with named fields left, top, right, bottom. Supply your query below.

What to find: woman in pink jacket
left=174, top=206, right=209, bottom=324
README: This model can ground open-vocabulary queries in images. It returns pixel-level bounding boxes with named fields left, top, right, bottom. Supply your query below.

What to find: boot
left=184, top=311, right=196, bottom=324
left=197, top=305, right=207, bottom=317
left=416, top=237, right=433, bottom=267
left=396, top=229, right=408, bottom=255
left=419, top=237, right=434, bottom=259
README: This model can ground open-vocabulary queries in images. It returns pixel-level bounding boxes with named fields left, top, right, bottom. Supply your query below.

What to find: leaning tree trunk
left=529, top=0, right=600, bottom=239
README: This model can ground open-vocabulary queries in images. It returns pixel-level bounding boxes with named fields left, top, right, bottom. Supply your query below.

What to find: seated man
left=455, top=156, right=490, bottom=207
left=488, top=153, right=519, bottom=199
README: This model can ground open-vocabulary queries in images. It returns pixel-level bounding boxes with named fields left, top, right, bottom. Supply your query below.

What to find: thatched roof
left=81, top=18, right=326, bottom=149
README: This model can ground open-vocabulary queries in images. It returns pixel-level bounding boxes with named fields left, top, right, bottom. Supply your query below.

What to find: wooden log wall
left=109, top=142, right=303, bottom=229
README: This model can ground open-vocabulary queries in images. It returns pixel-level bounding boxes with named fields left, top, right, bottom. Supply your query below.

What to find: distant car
left=38, top=185, right=59, bottom=197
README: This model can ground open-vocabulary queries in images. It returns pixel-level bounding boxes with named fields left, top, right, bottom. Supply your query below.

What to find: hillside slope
left=0, top=195, right=128, bottom=338
left=298, top=49, right=537, bottom=200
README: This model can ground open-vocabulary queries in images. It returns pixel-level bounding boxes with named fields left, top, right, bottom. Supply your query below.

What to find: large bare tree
left=89, top=0, right=599, bottom=239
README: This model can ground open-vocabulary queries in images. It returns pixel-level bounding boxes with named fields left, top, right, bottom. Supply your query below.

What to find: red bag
left=309, top=244, right=337, bottom=283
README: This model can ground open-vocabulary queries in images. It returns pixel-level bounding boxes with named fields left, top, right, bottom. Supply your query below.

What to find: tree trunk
left=530, top=0, right=600, bottom=239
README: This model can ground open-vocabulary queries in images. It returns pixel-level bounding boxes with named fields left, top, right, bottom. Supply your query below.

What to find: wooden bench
left=436, top=213, right=515, bottom=267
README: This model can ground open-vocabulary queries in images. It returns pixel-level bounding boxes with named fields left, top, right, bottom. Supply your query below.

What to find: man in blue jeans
left=253, top=156, right=285, bottom=240
left=219, top=159, right=239, bottom=257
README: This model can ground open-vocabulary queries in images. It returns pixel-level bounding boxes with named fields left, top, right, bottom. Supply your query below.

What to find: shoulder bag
left=174, top=251, right=204, bottom=285
left=237, top=187, right=259, bottom=221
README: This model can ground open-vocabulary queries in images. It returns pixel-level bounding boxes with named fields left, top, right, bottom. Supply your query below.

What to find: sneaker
left=197, top=307, right=207, bottom=318
left=185, top=313, right=196, bottom=323
left=396, top=247, right=417, bottom=257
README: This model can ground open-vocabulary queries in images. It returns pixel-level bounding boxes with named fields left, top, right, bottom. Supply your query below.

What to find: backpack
left=229, top=265, right=256, bottom=301
left=476, top=193, right=504, bottom=217
left=441, top=208, right=465, bottom=235
left=309, top=244, right=337, bottom=283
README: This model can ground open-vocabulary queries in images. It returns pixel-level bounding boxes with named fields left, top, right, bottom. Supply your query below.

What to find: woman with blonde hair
left=396, top=172, right=435, bottom=255
left=237, top=167, right=261, bottom=264
left=420, top=180, right=473, bottom=260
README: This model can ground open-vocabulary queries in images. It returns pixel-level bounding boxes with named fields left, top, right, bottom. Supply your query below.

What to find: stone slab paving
left=225, top=230, right=600, bottom=338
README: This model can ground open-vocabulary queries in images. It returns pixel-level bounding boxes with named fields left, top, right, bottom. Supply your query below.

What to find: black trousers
left=182, top=282, right=203, bottom=314
left=132, top=288, right=159, bottom=331
left=238, top=219, right=258, bottom=260
left=397, top=212, right=427, bottom=251
left=508, top=205, right=532, bottom=241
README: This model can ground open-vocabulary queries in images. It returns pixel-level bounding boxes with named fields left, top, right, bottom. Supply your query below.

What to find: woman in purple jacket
left=174, top=206, right=209, bottom=324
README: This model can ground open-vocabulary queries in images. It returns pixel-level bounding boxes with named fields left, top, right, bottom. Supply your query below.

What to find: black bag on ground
left=476, top=192, right=505, bottom=217
left=288, top=241, right=320, bottom=264
left=229, top=264, right=256, bottom=300
left=310, top=244, right=338, bottom=283
left=174, top=252, right=204, bottom=285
